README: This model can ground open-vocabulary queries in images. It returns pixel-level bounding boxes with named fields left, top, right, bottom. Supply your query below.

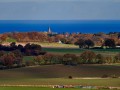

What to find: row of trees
left=34, top=51, right=120, bottom=65
left=0, top=32, right=120, bottom=47
left=0, top=42, right=46, bottom=56
left=0, top=50, right=119, bottom=68
left=75, top=38, right=117, bottom=49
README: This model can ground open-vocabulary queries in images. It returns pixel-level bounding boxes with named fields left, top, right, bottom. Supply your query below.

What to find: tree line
left=34, top=51, right=120, bottom=66
left=0, top=32, right=120, bottom=47
left=0, top=42, right=119, bottom=69
left=0, top=42, right=46, bottom=56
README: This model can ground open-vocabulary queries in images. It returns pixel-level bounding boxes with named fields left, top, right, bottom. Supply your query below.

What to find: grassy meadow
left=0, top=87, right=109, bottom=90
left=42, top=47, right=120, bottom=56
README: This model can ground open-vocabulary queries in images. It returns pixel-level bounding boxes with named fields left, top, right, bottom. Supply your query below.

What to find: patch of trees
left=0, top=42, right=46, bottom=69
left=75, top=38, right=120, bottom=49
left=75, top=39, right=94, bottom=49
left=0, top=42, right=46, bottom=56
left=0, top=51, right=23, bottom=69
left=34, top=51, right=120, bottom=66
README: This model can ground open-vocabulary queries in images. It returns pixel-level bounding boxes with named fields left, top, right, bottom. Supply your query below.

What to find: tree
left=34, top=55, right=44, bottom=65
left=75, top=39, right=85, bottom=48
left=104, top=39, right=116, bottom=48
left=10, top=42, right=17, bottom=50
left=1, top=53, right=15, bottom=68
left=18, top=44, right=24, bottom=52
left=60, top=38, right=67, bottom=44
left=105, top=56, right=113, bottom=64
left=24, top=43, right=42, bottom=56
left=114, top=53, right=120, bottom=63
left=0, top=34, right=8, bottom=43
left=85, top=39, right=94, bottom=49
left=95, top=54, right=105, bottom=64
left=0, top=51, right=6, bottom=57
left=12, top=50, right=23, bottom=58
left=63, top=54, right=78, bottom=65
left=42, top=53, right=55, bottom=64
left=80, top=50, right=96, bottom=64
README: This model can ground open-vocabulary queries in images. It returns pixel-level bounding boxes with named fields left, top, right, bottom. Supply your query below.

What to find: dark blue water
left=0, top=20, right=120, bottom=33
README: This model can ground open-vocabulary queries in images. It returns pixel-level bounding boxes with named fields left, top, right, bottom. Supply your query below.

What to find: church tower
left=48, top=27, right=52, bottom=34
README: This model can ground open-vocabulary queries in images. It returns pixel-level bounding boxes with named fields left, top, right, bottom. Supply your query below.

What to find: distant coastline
left=0, top=20, right=120, bottom=34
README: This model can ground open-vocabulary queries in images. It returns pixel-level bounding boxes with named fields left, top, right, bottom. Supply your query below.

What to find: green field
left=43, top=48, right=120, bottom=56
left=0, top=87, right=108, bottom=90
left=0, top=78, right=119, bottom=87
left=6, top=38, right=17, bottom=43
left=23, top=56, right=34, bottom=61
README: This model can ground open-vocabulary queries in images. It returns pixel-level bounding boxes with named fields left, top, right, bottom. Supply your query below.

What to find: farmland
left=0, top=64, right=120, bottom=87
left=0, top=44, right=120, bottom=89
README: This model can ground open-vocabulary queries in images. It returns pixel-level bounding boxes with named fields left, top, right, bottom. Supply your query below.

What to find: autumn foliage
left=0, top=32, right=120, bottom=48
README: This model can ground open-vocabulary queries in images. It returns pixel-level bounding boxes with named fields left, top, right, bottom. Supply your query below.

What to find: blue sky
left=0, top=0, right=120, bottom=20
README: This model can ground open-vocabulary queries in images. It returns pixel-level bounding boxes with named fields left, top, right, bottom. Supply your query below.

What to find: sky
left=0, top=0, right=120, bottom=20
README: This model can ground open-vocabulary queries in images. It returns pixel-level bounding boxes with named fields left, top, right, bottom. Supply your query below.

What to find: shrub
left=111, top=74, right=118, bottom=78
left=68, top=76, right=72, bottom=79
left=99, top=87, right=110, bottom=89
left=25, top=60, right=35, bottom=66
left=101, top=74, right=109, bottom=78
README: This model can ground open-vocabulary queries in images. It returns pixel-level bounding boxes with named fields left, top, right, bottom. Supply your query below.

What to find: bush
left=101, top=74, right=109, bottom=78
left=25, top=61, right=35, bottom=66
left=68, top=76, right=72, bottom=79
left=111, top=74, right=118, bottom=78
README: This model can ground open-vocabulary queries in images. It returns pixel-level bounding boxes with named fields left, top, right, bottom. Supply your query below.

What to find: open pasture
left=43, top=48, right=120, bottom=56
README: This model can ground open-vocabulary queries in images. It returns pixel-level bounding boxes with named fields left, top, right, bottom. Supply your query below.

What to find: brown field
left=0, top=64, right=120, bottom=87
left=0, top=64, right=120, bottom=79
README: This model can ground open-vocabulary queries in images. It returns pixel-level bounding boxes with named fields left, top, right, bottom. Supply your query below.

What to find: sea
left=0, top=20, right=120, bottom=34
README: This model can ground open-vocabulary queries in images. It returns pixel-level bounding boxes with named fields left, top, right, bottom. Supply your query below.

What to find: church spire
left=48, top=27, right=52, bottom=34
